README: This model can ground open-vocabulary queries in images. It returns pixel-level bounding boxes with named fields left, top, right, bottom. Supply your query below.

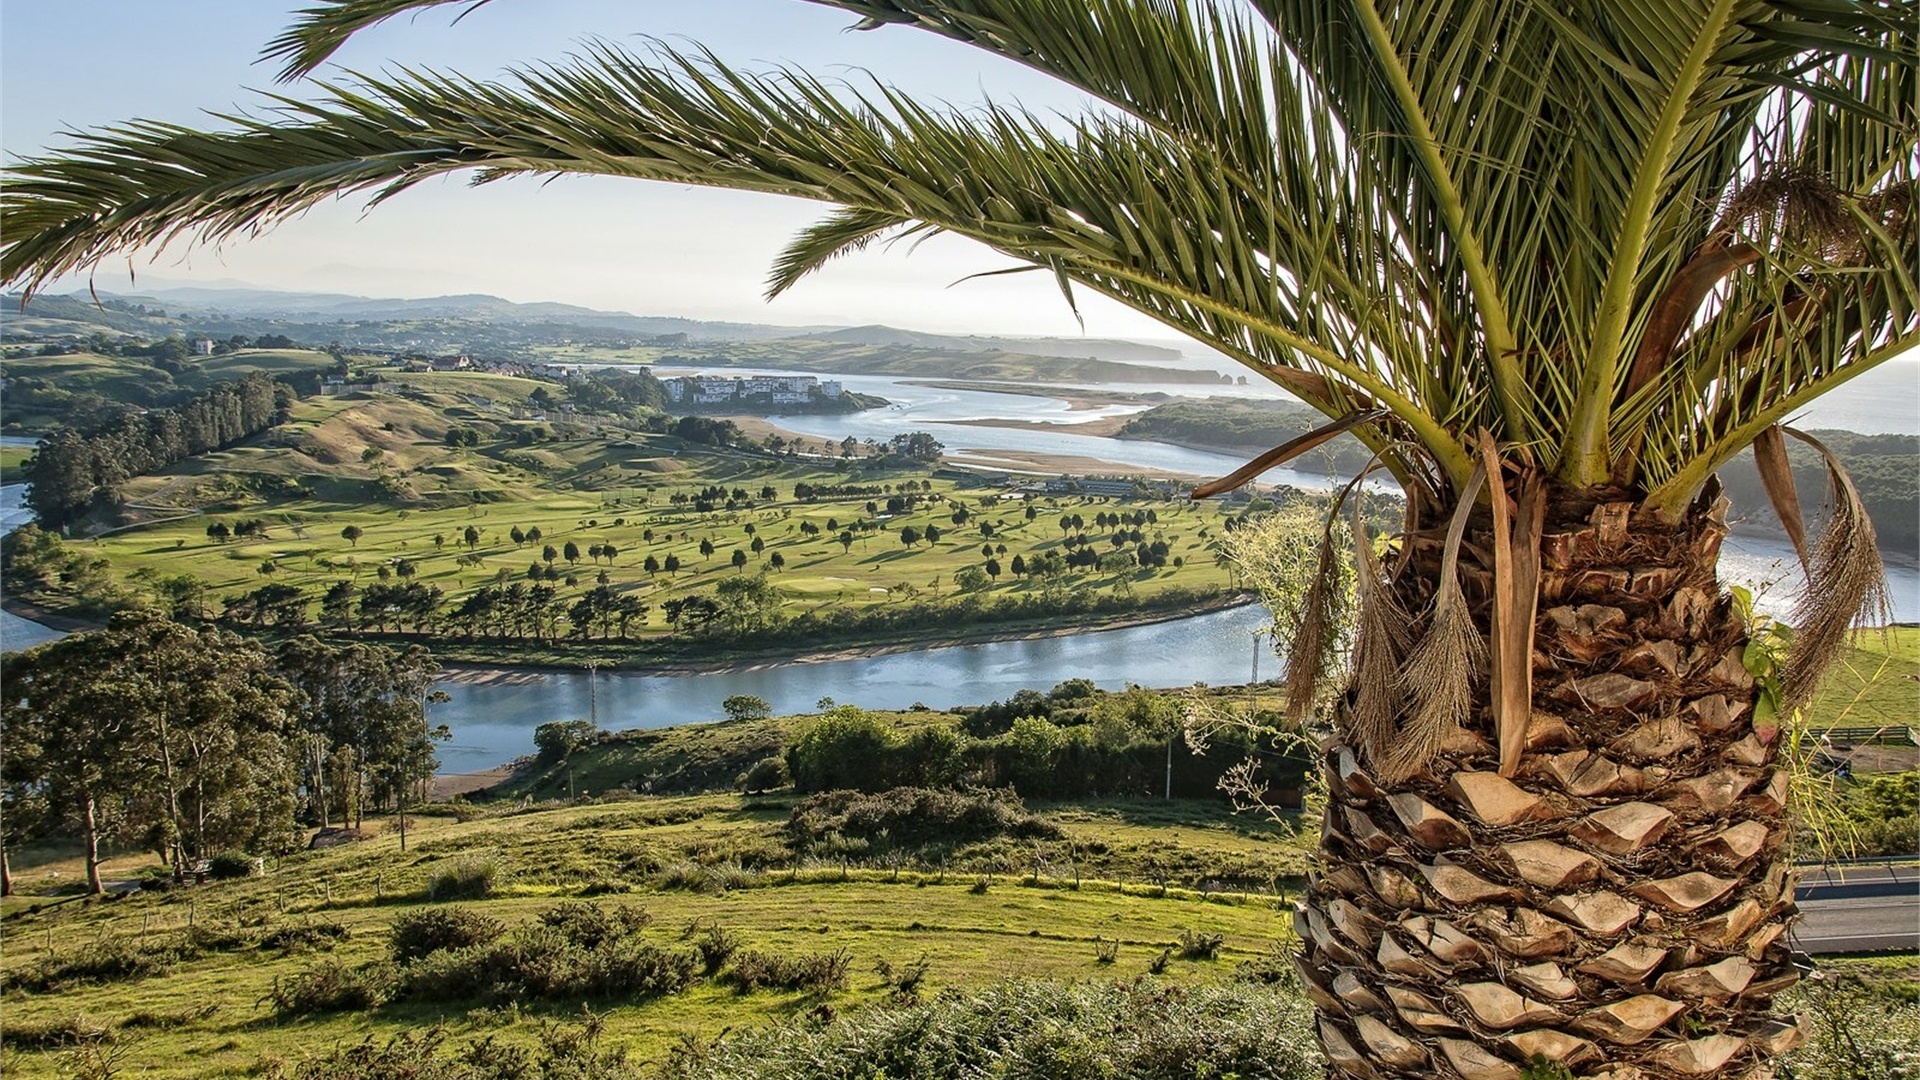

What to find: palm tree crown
left=3, top=6, right=1915, bottom=1077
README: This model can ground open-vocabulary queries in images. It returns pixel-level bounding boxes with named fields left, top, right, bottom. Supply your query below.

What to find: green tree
left=563, top=540, right=580, bottom=566
left=730, top=547, right=749, bottom=571
left=722, top=694, right=773, bottom=723
left=3, top=4, right=1914, bottom=1073
left=340, top=524, right=362, bottom=547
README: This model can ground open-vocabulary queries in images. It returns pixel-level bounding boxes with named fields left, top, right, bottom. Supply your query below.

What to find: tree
left=4, top=5, right=1914, bottom=1073
left=642, top=553, right=660, bottom=576
left=730, top=548, right=748, bottom=571
left=462, top=525, right=481, bottom=550
left=2, top=615, right=298, bottom=891
left=722, top=694, right=772, bottom=723
left=563, top=540, right=580, bottom=566
left=698, top=538, right=715, bottom=561
left=663, top=553, right=680, bottom=576
left=768, top=551, right=785, bottom=572
left=340, top=524, right=362, bottom=547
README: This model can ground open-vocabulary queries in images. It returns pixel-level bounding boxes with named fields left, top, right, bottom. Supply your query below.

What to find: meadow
left=0, top=790, right=1309, bottom=1079
left=17, top=372, right=1249, bottom=663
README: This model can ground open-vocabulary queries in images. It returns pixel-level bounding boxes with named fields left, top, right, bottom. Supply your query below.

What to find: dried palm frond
left=1346, top=484, right=1411, bottom=767
left=1781, top=429, right=1891, bottom=710
left=1284, top=526, right=1346, bottom=725
left=1386, top=463, right=1488, bottom=781
left=1752, top=424, right=1810, bottom=573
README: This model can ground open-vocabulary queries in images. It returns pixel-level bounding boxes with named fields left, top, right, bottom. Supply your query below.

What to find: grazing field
left=0, top=792, right=1307, bottom=1079
left=11, top=379, right=1252, bottom=664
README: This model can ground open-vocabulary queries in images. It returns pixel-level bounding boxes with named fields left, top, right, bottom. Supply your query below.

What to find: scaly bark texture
left=1302, top=491, right=1803, bottom=1080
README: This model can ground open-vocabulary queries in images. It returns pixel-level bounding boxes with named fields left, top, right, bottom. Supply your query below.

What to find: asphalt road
left=1795, top=865, right=1920, bottom=953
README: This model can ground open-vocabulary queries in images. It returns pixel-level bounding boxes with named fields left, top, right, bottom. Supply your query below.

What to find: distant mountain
left=1, top=283, right=1226, bottom=377
left=85, top=287, right=832, bottom=340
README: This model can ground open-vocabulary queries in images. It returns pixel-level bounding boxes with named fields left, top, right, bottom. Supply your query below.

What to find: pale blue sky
left=1, top=1, right=1170, bottom=337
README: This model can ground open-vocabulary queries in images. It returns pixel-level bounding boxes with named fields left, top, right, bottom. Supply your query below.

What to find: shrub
left=0, top=1015, right=113, bottom=1051
left=1094, top=938, right=1120, bottom=965
left=538, top=902, right=653, bottom=948
left=724, top=949, right=852, bottom=995
left=13, top=938, right=177, bottom=992
left=269, top=959, right=393, bottom=1015
left=874, top=955, right=929, bottom=997
left=396, top=902, right=693, bottom=1005
left=207, top=850, right=259, bottom=880
left=657, top=980, right=1323, bottom=1080
left=1781, top=975, right=1920, bottom=1079
left=787, top=787, right=1059, bottom=852
left=426, top=857, right=500, bottom=901
left=1178, top=930, right=1225, bottom=960
left=262, top=1017, right=644, bottom=1079
left=740, top=756, right=790, bottom=793
left=687, top=922, right=741, bottom=976
left=390, top=908, right=506, bottom=964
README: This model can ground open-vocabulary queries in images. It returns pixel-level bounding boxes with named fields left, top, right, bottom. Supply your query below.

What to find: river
left=3, top=358, right=1916, bottom=775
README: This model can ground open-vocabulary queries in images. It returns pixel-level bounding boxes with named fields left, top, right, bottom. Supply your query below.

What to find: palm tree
left=3, top=3, right=1914, bottom=1075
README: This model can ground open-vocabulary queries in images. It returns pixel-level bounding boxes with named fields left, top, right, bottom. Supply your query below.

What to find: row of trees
left=0, top=616, right=442, bottom=894
left=25, top=373, right=294, bottom=527
left=782, top=692, right=1306, bottom=802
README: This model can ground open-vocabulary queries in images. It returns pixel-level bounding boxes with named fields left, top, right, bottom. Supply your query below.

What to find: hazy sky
left=1, top=1, right=1173, bottom=338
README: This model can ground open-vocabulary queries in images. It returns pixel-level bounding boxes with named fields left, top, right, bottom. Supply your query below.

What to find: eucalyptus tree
left=3, top=1, right=1916, bottom=1074
left=1, top=615, right=297, bottom=891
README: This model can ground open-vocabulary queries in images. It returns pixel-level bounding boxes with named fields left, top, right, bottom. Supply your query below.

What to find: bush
left=396, top=901, right=693, bottom=1005
left=658, top=980, right=1323, bottom=1080
left=687, top=922, right=741, bottom=976
left=723, top=949, right=852, bottom=995
left=787, top=787, right=1059, bottom=852
left=390, top=907, right=506, bottom=964
left=426, top=857, right=501, bottom=901
left=1178, top=930, right=1225, bottom=960
left=1781, top=975, right=1920, bottom=1079
left=207, top=850, right=259, bottom=880
left=270, top=959, right=393, bottom=1014
left=266, top=1017, right=644, bottom=1080
left=740, top=756, right=790, bottom=793
left=12, top=938, right=177, bottom=992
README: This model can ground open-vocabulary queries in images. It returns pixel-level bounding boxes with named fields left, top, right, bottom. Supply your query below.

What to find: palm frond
left=6, top=0, right=1915, bottom=509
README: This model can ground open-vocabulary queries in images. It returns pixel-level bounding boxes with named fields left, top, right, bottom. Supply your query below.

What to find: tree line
left=24, top=373, right=294, bottom=528
left=0, top=615, right=443, bottom=895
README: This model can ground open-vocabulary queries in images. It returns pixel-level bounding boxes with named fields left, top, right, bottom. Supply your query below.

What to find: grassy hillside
left=0, top=349, right=340, bottom=433
left=0, top=792, right=1307, bottom=1079
left=5, top=380, right=1247, bottom=664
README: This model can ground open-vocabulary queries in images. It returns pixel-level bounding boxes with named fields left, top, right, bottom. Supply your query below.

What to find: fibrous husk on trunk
left=1348, top=482, right=1413, bottom=765
left=1303, top=486, right=1802, bottom=1080
left=1385, top=462, right=1487, bottom=781
left=1285, top=524, right=1346, bottom=724
left=1779, top=428, right=1891, bottom=710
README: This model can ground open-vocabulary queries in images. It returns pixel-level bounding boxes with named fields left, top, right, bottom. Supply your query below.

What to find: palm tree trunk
left=1305, top=490, right=1802, bottom=1079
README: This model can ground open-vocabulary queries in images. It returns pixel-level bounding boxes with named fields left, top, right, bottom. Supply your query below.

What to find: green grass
left=0, top=793, right=1303, bottom=1079
left=1808, top=627, right=1920, bottom=732
left=0, top=444, right=31, bottom=482
left=21, top=385, right=1244, bottom=663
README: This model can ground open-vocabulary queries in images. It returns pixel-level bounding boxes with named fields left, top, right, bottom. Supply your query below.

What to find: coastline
left=431, top=592, right=1261, bottom=683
